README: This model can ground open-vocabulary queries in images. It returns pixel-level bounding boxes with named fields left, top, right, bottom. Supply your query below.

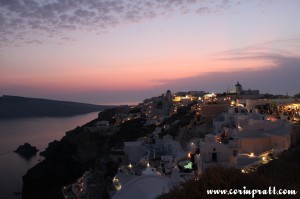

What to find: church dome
left=235, top=81, right=241, bottom=87
left=235, top=81, right=242, bottom=94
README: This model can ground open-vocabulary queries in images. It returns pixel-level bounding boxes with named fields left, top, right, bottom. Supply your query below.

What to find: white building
left=213, top=106, right=264, bottom=135
left=199, top=135, right=237, bottom=169
left=238, top=120, right=291, bottom=155
left=124, top=141, right=149, bottom=164
left=162, top=135, right=186, bottom=160
left=112, top=175, right=170, bottom=199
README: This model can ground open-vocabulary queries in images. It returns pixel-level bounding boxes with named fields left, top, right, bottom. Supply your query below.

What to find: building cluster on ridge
left=63, top=82, right=300, bottom=199
left=226, top=81, right=259, bottom=95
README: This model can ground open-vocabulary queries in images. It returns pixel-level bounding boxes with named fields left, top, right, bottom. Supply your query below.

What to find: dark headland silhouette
left=0, top=95, right=116, bottom=119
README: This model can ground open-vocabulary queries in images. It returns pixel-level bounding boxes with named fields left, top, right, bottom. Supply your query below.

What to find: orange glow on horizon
left=0, top=56, right=277, bottom=92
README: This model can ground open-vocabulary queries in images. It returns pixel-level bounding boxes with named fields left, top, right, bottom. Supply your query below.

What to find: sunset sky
left=1, top=0, right=300, bottom=104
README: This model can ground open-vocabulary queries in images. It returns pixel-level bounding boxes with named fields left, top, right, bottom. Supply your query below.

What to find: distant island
left=0, top=95, right=117, bottom=119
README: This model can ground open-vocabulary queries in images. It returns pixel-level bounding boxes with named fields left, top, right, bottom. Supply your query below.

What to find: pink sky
left=1, top=0, right=300, bottom=104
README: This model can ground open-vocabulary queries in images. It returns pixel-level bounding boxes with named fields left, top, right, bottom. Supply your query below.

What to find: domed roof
left=112, top=175, right=170, bottom=199
left=235, top=81, right=242, bottom=87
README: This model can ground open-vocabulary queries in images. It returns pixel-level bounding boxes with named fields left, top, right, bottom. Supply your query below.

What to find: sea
left=0, top=112, right=99, bottom=199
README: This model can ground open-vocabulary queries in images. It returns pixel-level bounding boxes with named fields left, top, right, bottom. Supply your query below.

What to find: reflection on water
left=0, top=112, right=99, bottom=199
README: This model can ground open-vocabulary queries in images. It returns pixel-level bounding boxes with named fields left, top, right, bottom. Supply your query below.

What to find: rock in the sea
left=15, top=143, right=38, bottom=157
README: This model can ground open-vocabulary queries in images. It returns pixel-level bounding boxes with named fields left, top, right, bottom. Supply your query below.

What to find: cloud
left=154, top=39, right=300, bottom=95
left=1, top=39, right=299, bottom=103
left=154, top=55, right=300, bottom=96
left=3, top=52, right=299, bottom=104
left=0, top=0, right=249, bottom=46
left=25, top=39, right=44, bottom=45
left=196, top=7, right=210, bottom=15
left=215, top=38, right=300, bottom=64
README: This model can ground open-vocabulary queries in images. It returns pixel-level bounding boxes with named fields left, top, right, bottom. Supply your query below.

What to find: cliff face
left=22, top=116, right=111, bottom=199
left=21, top=107, right=146, bottom=199
left=22, top=137, right=85, bottom=199
left=22, top=158, right=84, bottom=199
left=0, top=95, right=115, bottom=119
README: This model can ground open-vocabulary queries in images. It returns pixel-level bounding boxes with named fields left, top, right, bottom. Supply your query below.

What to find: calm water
left=0, top=112, right=99, bottom=199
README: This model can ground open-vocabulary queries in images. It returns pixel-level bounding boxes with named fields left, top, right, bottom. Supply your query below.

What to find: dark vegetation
left=108, top=118, right=156, bottom=147
left=0, top=95, right=115, bottom=119
left=98, top=105, right=130, bottom=124
left=159, top=102, right=196, bottom=138
left=160, top=146, right=300, bottom=199
left=98, top=106, right=156, bottom=145
left=256, top=146, right=300, bottom=187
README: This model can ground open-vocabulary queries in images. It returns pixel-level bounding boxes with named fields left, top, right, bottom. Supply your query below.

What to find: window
left=212, top=148, right=217, bottom=162
left=233, top=150, right=238, bottom=157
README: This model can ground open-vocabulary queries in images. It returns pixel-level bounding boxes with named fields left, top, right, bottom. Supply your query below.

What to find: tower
left=235, top=81, right=242, bottom=95
left=165, top=90, right=172, bottom=102
left=227, top=86, right=230, bottom=94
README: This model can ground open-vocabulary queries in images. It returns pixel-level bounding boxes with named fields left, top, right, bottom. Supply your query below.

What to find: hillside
left=159, top=145, right=300, bottom=199
left=0, top=95, right=116, bottom=119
